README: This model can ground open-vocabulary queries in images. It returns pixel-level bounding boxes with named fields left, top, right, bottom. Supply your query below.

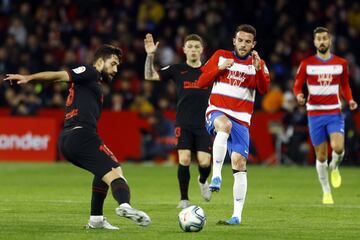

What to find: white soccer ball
left=178, top=205, right=206, bottom=232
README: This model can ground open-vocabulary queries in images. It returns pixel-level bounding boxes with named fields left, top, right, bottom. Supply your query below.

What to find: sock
left=178, top=164, right=190, bottom=200
left=90, top=215, right=104, bottom=222
left=111, top=178, right=130, bottom=205
left=316, top=160, right=331, bottom=193
left=212, top=131, right=229, bottom=179
left=232, top=171, right=247, bottom=219
left=119, top=203, right=132, bottom=208
left=198, top=165, right=211, bottom=184
left=91, top=176, right=108, bottom=216
left=330, top=150, right=344, bottom=169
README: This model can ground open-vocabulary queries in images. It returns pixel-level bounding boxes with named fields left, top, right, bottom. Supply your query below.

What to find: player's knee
left=218, top=120, right=232, bottom=133
left=198, top=158, right=211, bottom=167
left=316, top=152, right=327, bottom=161
left=232, top=157, right=247, bottom=171
left=331, top=143, right=343, bottom=154
left=179, top=157, right=191, bottom=166
left=102, top=167, right=124, bottom=185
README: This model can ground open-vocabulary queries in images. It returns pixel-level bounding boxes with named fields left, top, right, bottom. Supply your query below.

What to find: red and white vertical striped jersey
left=197, top=49, right=270, bottom=127
left=293, top=54, right=353, bottom=116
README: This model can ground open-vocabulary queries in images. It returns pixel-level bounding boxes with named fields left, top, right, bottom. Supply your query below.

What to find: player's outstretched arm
left=4, top=71, right=69, bottom=84
left=144, top=33, right=160, bottom=81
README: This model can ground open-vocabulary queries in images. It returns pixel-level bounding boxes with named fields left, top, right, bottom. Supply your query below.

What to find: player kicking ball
left=198, top=24, right=270, bottom=225
left=293, top=27, right=358, bottom=204
left=4, top=45, right=151, bottom=229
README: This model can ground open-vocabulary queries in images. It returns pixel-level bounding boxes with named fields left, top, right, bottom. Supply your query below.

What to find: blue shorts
left=206, top=111, right=249, bottom=158
left=308, top=113, right=344, bottom=146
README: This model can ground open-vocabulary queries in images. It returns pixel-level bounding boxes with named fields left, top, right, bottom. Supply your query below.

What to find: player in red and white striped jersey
left=294, top=27, right=358, bottom=204
left=197, top=24, right=270, bottom=225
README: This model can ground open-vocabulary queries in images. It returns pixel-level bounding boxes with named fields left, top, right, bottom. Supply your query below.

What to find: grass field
left=0, top=162, right=359, bottom=240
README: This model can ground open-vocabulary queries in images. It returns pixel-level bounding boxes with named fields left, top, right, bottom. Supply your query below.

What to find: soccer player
left=4, top=45, right=151, bottom=229
left=144, top=33, right=212, bottom=209
left=293, top=27, right=358, bottom=204
left=197, top=24, right=270, bottom=225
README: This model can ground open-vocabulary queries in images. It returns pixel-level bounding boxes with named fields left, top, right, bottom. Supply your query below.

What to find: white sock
left=330, top=150, right=344, bottom=169
left=212, top=131, right=229, bottom=179
left=316, top=160, right=331, bottom=194
left=232, top=171, right=247, bottom=219
left=120, top=203, right=132, bottom=208
left=90, top=215, right=104, bottom=222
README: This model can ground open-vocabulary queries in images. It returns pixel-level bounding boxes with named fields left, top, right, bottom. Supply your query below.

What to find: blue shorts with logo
left=206, top=111, right=249, bottom=158
left=308, top=113, right=344, bottom=146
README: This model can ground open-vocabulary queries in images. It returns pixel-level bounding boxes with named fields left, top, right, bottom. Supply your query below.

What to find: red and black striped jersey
left=64, top=65, right=103, bottom=131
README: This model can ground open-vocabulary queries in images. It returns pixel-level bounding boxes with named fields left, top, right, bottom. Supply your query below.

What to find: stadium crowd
left=0, top=0, right=359, bottom=163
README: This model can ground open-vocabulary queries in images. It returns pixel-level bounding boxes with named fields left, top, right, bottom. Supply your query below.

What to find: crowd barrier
left=0, top=108, right=359, bottom=163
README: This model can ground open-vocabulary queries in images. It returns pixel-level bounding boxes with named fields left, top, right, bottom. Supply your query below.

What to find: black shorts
left=58, top=128, right=119, bottom=178
left=175, top=126, right=212, bottom=153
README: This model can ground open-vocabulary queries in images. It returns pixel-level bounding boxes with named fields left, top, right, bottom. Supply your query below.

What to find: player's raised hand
left=144, top=33, right=159, bottom=55
left=218, top=59, right=234, bottom=70
left=4, top=74, right=30, bottom=84
left=296, top=93, right=306, bottom=105
left=349, top=99, right=358, bottom=111
left=252, top=50, right=261, bottom=71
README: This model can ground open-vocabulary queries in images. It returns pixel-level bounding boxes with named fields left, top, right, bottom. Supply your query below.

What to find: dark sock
left=178, top=164, right=190, bottom=200
left=110, top=178, right=130, bottom=205
left=91, top=176, right=109, bottom=216
left=232, top=169, right=247, bottom=174
left=198, top=165, right=211, bottom=184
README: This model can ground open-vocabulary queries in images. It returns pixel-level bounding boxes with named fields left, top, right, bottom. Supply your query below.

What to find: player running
left=293, top=27, right=358, bottom=204
left=197, top=24, right=270, bottom=225
left=4, top=45, right=151, bottom=229
left=144, top=33, right=212, bottom=209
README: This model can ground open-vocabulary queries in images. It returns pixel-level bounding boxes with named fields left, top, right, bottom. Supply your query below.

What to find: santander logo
left=0, top=132, right=51, bottom=151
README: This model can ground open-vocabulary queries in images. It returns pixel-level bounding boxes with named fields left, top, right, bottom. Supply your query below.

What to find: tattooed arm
left=144, top=33, right=160, bottom=81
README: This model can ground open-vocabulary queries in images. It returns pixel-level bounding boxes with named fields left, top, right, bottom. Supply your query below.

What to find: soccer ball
left=178, top=205, right=206, bottom=232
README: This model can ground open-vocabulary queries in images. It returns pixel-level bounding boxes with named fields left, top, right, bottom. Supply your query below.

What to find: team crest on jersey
left=317, top=73, right=332, bottom=86
left=227, top=70, right=246, bottom=86
left=72, top=66, right=86, bottom=74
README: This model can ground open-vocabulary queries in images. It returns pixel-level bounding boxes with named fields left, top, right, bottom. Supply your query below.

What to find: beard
left=101, top=71, right=114, bottom=82
left=317, top=45, right=329, bottom=54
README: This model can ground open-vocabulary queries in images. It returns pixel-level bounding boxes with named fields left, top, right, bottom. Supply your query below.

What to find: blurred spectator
left=262, top=83, right=284, bottom=113
left=137, top=0, right=165, bottom=31
left=111, top=93, right=124, bottom=112
left=8, top=17, right=27, bottom=46
left=281, top=94, right=309, bottom=165
left=130, top=94, right=154, bottom=115
left=141, top=111, right=175, bottom=160
left=9, top=84, right=41, bottom=116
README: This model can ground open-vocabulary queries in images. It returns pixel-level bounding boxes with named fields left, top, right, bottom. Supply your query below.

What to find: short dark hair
left=313, top=27, right=330, bottom=37
left=235, top=24, right=256, bottom=38
left=93, top=44, right=122, bottom=63
left=184, top=34, right=204, bottom=46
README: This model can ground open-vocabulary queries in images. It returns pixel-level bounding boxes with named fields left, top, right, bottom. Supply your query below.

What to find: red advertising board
left=0, top=117, right=58, bottom=161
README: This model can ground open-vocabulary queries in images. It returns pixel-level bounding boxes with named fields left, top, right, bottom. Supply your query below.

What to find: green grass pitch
left=0, top=162, right=359, bottom=240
